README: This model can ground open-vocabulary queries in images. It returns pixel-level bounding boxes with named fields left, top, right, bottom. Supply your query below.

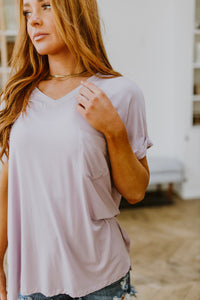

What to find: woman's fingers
left=76, top=94, right=89, bottom=110
left=79, top=86, right=94, bottom=100
left=80, top=80, right=101, bottom=95
left=75, top=80, right=121, bottom=134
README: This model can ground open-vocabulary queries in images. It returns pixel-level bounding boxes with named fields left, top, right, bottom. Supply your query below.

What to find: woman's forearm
left=0, top=164, right=8, bottom=269
left=105, top=124, right=150, bottom=204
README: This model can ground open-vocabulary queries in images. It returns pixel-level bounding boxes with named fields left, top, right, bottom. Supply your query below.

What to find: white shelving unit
left=182, top=0, right=200, bottom=199
left=0, top=0, right=17, bottom=91
left=193, top=0, right=200, bottom=125
left=193, top=95, right=200, bottom=101
left=193, top=62, right=200, bottom=68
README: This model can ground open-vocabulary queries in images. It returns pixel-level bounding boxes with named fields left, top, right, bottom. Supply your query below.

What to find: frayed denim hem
left=113, top=271, right=137, bottom=299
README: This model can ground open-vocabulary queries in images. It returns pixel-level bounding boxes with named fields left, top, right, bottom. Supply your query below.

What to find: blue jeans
left=18, top=271, right=137, bottom=300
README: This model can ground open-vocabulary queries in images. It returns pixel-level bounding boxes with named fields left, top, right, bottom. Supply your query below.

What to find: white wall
left=97, top=0, right=199, bottom=199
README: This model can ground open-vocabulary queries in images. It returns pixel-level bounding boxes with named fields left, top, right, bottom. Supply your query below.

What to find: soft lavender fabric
left=2, top=75, right=152, bottom=300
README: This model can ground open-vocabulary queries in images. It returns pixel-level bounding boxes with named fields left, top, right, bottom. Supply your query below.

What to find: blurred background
left=0, top=0, right=200, bottom=299
left=97, top=0, right=200, bottom=200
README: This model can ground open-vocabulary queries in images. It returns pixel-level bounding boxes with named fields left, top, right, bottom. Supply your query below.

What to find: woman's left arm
left=105, top=127, right=150, bottom=204
left=76, top=81, right=150, bottom=204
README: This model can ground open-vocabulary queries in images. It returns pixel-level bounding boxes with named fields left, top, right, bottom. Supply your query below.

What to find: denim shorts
left=18, top=271, right=137, bottom=300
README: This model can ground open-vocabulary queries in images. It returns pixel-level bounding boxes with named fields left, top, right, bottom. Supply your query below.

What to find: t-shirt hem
left=133, top=137, right=153, bottom=160
left=19, top=265, right=131, bottom=298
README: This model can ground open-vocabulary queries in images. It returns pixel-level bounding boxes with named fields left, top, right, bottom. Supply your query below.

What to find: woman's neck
left=48, top=51, right=84, bottom=76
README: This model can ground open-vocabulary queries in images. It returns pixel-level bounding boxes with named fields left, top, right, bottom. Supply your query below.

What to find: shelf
left=193, top=62, right=200, bottom=68
left=193, top=0, right=200, bottom=131
left=0, top=30, right=17, bottom=36
left=193, top=95, right=200, bottom=101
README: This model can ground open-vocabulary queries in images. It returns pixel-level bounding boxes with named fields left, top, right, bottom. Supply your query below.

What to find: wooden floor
left=117, top=195, right=200, bottom=300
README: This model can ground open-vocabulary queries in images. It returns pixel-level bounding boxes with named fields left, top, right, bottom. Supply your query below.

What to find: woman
left=0, top=0, right=153, bottom=300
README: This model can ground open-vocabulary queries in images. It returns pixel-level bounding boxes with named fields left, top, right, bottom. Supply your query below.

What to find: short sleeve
left=125, top=85, right=153, bottom=160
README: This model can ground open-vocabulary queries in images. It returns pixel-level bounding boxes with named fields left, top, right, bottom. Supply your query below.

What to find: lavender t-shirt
left=2, top=74, right=152, bottom=300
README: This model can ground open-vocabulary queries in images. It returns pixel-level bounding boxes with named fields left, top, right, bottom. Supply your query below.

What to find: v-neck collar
left=35, top=74, right=98, bottom=103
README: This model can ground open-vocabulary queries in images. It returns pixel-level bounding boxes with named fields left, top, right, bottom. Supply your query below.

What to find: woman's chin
left=34, top=47, right=50, bottom=56
left=34, top=42, right=69, bottom=56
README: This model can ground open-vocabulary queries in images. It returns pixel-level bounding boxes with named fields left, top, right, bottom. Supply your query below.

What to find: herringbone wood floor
left=117, top=196, right=200, bottom=300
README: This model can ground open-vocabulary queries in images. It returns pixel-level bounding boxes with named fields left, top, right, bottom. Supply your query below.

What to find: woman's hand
left=0, top=267, right=7, bottom=300
left=76, top=81, right=124, bottom=137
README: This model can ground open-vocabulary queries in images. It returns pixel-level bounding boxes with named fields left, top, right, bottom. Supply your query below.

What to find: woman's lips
left=33, top=33, right=49, bottom=41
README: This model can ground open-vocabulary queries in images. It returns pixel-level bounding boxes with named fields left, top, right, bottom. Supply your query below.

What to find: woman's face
left=23, top=0, right=67, bottom=55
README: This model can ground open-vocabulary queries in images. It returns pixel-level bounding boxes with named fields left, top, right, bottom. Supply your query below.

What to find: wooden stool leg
left=168, top=183, right=173, bottom=203
left=156, top=184, right=162, bottom=192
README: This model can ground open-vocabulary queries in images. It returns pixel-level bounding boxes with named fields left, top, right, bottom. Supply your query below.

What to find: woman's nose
left=28, top=12, right=43, bottom=26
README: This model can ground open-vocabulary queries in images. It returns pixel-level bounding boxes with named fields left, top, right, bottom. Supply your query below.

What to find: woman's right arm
left=0, top=162, right=8, bottom=300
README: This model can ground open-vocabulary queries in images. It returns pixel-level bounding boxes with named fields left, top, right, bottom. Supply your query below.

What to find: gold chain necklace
left=48, top=70, right=88, bottom=80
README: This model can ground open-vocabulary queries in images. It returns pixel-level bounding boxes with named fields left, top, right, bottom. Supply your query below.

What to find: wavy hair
left=0, top=0, right=121, bottom=164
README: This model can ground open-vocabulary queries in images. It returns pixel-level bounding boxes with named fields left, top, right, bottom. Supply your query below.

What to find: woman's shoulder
left=93, top=73, right=144, bottom=99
